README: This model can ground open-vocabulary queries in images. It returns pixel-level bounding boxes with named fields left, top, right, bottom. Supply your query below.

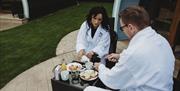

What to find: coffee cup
left=60, top=70, right=69, bottom=81
left=85, top=62, right=93, bottom=70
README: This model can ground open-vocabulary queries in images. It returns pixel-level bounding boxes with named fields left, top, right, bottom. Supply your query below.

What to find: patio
left=1, top=29, right=179, bottom=91
left=0, top=30, right=129, bottom=91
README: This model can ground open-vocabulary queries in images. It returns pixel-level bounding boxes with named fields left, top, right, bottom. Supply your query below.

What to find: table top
left=51, top=60, right=109, bottom=91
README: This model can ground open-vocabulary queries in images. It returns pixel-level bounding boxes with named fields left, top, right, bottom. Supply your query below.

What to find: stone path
left=0, top=52, right=76, bottom=91
left=0, top=29, right=128, bottom=91
left=56, top=30, right=129, bottom=55
left=0, top=13, right=27, bottom=31
left=0, top=30, right=78, bottom=91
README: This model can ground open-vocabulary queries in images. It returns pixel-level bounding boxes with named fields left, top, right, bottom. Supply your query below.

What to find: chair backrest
left=108, top=17, right=118, bottom=53
left=106, top=17, right=118, bottom=69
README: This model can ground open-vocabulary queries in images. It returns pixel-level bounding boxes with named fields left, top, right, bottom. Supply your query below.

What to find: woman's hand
left=106, top=53, right=119, bottom=62
left=77, top=49, right=85, bottom=60
left=86, top=51, right=94, bottom=59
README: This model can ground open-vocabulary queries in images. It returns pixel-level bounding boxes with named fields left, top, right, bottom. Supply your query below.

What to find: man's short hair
left=119, top=6, right=150, bottom=30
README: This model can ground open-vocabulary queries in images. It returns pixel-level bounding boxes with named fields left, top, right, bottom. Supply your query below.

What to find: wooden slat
left=168, top=0, right=180, bottom=46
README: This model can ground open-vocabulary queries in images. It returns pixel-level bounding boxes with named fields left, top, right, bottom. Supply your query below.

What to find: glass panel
left=117, top=0, right=140, bottom=40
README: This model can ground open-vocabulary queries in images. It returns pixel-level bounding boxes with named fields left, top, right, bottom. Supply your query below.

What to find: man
left=84, top=6, right=175, bottom=91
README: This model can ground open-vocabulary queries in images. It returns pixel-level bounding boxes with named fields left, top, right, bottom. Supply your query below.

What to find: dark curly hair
left=86, top=6, right=109, bottom=31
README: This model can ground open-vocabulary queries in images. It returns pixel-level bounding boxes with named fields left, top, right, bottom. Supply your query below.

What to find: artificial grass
left=0, top=2, right=113, bottom=89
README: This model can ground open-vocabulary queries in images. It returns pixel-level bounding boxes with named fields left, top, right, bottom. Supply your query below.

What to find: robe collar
left=87, top=25, right=104, bottom=41
left=129, top=26, right=156, bottom=47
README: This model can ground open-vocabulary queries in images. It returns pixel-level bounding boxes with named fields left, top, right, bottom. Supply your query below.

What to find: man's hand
left=77, top=49, right=85, bottom=60
left=106, top=53, right=119, bottom=62
left=86, top=51, right=94, bottom=59
left=94, top=62, right=100, bottom=71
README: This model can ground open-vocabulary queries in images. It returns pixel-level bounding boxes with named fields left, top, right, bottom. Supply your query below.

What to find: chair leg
left=177, top=70, right=180, bottom=80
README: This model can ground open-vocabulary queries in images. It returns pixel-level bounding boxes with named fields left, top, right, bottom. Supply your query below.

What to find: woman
left=76, top=6, right=110, bottom=63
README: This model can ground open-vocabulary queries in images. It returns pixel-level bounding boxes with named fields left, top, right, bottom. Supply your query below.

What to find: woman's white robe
left=76, top=21, right=110, bottom=59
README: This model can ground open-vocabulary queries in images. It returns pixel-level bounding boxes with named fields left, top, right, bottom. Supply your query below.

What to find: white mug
left=81, top=55, right=90, bottom=62
left=60, top=70, right=69, bottom=81
left=85, top=62, right=93, bottom=70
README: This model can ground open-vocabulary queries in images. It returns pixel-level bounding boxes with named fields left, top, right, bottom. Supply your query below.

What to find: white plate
left=66, top=62, right=82, bottom=71
left=80, top=70, right=98, bottom=81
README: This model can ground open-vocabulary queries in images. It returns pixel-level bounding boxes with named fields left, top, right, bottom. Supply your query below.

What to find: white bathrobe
left=76, top=21, right=110, bottom=59
left=85, top=27, right=175, bottom=91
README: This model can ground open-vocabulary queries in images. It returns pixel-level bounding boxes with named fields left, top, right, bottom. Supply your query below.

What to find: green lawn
left=0, top=2, right=113, bottom=89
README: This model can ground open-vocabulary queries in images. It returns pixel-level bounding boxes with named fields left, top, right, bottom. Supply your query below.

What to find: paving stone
left=116, top=40, right=129, bottom=53
left=56, top=30, right=78, bottom=55
left=2, top=81, right=16, bottom=91
left=0, top=13, right=27, bottom=31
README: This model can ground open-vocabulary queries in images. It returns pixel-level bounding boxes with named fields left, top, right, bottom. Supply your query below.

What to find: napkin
left=81, top=55, right=90, bottom=62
